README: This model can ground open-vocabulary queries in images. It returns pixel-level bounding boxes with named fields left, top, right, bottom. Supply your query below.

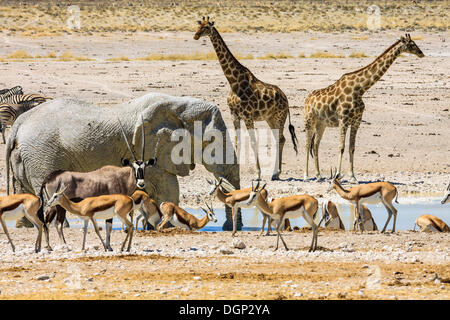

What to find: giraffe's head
left=194, top=16, right=215, bottom=40
left=400, top=34, right=424, bottom=58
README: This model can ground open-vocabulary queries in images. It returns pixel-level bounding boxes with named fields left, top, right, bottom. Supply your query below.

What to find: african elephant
left=6, top=92, right=242, bottom=231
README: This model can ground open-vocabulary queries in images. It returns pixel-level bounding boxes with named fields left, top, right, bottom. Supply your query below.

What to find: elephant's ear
left=134, top=107, right=193, bottom=177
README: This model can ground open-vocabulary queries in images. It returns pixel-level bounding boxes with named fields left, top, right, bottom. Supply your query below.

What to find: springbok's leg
left=356, top=203, right=365, bottom=233
left=0, top=216, right=15, bottom=252
left=26, top=212, right=43, bottom=253
left=259, top=213, right=267, bottom=237
left=105, top=218, right=113, bottom=249
left=156, top=216, right=170, bottom=232
left=380, top=206, right=393, bottom=233
left=82, top=219, right=89, bottom=251
left=275, top=217, right=289, bottom=251
left=231, top=205, right=238, bottom=237
left=303, top=210, right=319, bottom=252
left=90, top=217, right=108, bottom=251
left=105, top=219, right=113, bottom=251
left=119, top=214, right=134, bottom=252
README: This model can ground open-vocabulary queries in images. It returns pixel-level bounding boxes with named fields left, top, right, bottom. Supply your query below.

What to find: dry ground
left=0, top=228, right=448, bottom=300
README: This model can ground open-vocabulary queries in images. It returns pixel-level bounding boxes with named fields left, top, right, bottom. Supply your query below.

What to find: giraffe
left=303, top=34, right=424, bottom=182
left=194, top=17, right=298, bottom=181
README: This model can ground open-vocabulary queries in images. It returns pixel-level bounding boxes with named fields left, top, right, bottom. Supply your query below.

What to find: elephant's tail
left=287, top=109, right=298, bottom=155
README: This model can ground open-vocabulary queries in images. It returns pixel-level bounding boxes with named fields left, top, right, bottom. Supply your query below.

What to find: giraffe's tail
left=287, top=109, right=298, bottom=155
left=309, top=133, right=315, bottom=158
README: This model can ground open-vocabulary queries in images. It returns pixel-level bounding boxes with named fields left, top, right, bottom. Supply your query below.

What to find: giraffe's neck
left=209, top=27, right=248, bottom=85
left=352, top=40, right=404, bottom=93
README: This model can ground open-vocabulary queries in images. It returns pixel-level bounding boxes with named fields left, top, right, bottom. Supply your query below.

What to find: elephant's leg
left=1, top=123, right=5, bottom=144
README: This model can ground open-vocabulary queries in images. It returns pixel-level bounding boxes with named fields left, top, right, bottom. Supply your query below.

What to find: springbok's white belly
left=92, top=207, right=116, bottom=220
left=282, top=207, right=307, bottom=220
left=2, top=204, right=26, bottom=221
left=359, top=192, right=382, bottom=205
left=170, top=214, right=189, bottom=230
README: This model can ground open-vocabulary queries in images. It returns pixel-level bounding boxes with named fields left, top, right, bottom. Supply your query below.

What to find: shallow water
left=36, top=197, right=448, bottom=232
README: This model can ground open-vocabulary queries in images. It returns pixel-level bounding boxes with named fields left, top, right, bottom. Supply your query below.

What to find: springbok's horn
left=255, top=180, right=260, bottom=191
left=260, top=183, right=267, bottom=191
left=140, top=114, right=145, bottom=160
left=117, top=117, right=138, bottom=162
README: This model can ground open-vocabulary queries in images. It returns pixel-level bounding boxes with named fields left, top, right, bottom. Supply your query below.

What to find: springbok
left=46, top=182, right=135, bottom=252
left=244, top=183, right=319, bottom=252
left=0, top=193, right=45, bottom=252
left=415, top=215, right=450, bottom=233
left=156, top=202, right=217, bottom=231
left=40, top=115, right=156, bottom=251
left=130, top=190, right=162, bottom=230
left=328, top=168, right=399, bottom=233
left=318, top=200, right=345, bottom=230
left=207, top=178, right=275, bottom=237
left=441, top=183, right=450, bottom=204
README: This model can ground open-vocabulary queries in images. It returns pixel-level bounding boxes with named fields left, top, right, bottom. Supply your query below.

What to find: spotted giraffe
left=304, top=34, right=424, bottom=182
left=194, top=17, right=298, bottom=181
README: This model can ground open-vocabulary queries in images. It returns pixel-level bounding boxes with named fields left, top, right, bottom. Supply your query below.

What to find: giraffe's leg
left=267, top=118, right=286, bottom=181
left=312, top=124, right=326, bottom=181
left=245, top=121, right=261, bottom=180
left=337, top=124, right=348, bottom=177
left=348, top=124, right=360, bottom=183
left=233, top=118, right=241, bottom=167
left=304, top=120, right=314, bottom=180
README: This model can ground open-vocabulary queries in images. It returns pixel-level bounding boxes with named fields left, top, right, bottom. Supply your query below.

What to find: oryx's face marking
left=47, top=192, right=62, bottom=208
left=132, top=161, right=147, bottom=189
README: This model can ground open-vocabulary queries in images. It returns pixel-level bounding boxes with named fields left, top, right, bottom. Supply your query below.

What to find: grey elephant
left=6, top=92, right=242, bottom=230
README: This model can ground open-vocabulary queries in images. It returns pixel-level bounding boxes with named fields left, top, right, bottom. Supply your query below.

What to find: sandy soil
left=0, top=227, right=448, bottom=300
left=0, top=29, right=448, bottom=300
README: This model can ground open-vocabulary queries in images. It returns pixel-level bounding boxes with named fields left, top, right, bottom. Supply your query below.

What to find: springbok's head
left=400, top=34, right=424, bottom=58
left=245, top=180, right=267, bottom=206
left=441, top=183, right=450, bottom=205
left=119, top=115, right=157, bottom=190
left=207, top=177, right=223, bottom=196
left=327, top=168, right=341, bottom=192
left=194, top=16, right=215, bottom=40
left=45, top=180, right=68, bottom=208
left=201, top=202, right=217, bottom=223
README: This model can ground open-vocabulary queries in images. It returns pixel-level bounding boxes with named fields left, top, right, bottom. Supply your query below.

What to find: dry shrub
left=310, top=51, right=344, bottom=58
left=57, top=51, right=93, bottom=61
left=6, top=50, right=33, bottom=59
left=349, top=51, right=369, bottom=58
left=258, top=52, right=294, bottom=60
left=352, top=36, right=369, bottom=40
left=107, top=56, right=130, bottom=62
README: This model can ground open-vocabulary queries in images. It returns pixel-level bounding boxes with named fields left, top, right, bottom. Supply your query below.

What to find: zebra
left=0, top=88, right=52, bottom=143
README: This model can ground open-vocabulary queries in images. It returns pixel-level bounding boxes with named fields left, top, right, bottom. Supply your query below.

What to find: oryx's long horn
left=260, top=183, right=267, bottom=191
left=140, top=114, right=145, bottom=160
left=255, top=180, right=260, bottom=191
left=55, top=179, right=62, bottom=193
left=117, top=117, right=138, bottom=162
left=447, top=182, right=450, bottom=190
